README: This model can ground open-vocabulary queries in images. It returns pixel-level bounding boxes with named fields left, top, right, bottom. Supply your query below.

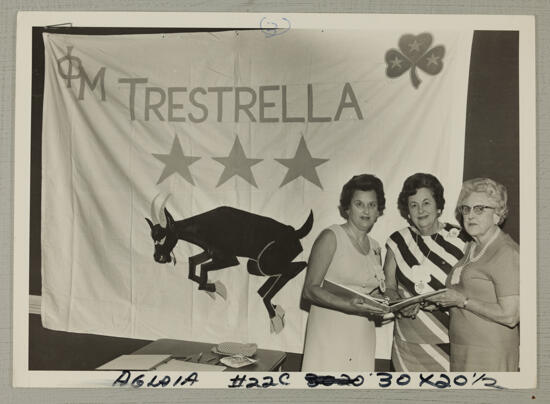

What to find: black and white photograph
left=12, top=11, right=536, bottom=389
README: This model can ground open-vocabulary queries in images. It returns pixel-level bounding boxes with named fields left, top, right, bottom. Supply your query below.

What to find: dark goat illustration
left=146, top=195, right=313, bottom=333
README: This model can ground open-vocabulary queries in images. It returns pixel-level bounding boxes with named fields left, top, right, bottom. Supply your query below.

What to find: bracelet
left=462, top=297, right=469, bottom=308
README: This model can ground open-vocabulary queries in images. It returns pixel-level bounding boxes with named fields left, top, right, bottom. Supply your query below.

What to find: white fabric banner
left=41, top=29, right=472, bottom=355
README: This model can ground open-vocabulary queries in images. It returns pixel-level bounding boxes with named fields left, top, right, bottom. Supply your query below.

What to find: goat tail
left=295, top=210, right=314, bottom=239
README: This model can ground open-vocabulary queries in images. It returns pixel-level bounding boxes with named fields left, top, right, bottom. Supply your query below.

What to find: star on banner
left=275, top=136, right=329, bottom=189
left=390, top=56, right=403, bottom=69
left=213, top=136, right=263, bottom=187
left=152, top=135, right=200, bottom=185
left=426, top=53, right=440, bottom=66
left=408, top=39, right=421, bottom=52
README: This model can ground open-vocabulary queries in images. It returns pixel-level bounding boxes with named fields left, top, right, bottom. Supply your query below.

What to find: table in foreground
left=131, top=338, right=287, bottom=371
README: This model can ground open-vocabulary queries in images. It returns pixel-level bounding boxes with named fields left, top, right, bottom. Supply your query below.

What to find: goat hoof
left=214, top=281, right=227, bottom=300
left=274, top=305, right=285, bottom=319
left=269, top=305, right=285, bottom=334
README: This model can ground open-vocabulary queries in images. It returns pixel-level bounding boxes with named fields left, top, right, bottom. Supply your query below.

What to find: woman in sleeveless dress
left=301, top=174, right=389, bottom=371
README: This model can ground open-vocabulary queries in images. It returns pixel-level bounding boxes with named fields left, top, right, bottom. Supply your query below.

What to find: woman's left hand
left=369, top=288, right=387, bottom=300
left=426, top=289, right=466, bottom=308
left=420, top=302, right=439, bottom=311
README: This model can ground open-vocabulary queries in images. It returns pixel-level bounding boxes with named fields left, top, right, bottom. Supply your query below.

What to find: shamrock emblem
left=385, top=33, right=445, bottom=89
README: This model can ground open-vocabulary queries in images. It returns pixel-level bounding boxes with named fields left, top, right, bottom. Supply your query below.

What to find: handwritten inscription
left=111, top=370, right=503, bottom=389
left=228, top=373, right=291, bottom=388
left=304, top=372, right=503, bottom=389
left=305, top=373, right=364, bottom=387
left=259, top=17, right=291, bottom=38
left=112, top=370, right=199, bottom=388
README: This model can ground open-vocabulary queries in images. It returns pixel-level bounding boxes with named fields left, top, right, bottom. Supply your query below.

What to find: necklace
left=343, top=224, right=370, bottom=255
left=410, top=224, right=442, bottom=294
left=469, top=227, right=500, bottom=262
left=413, top=229, right=441, bottom=264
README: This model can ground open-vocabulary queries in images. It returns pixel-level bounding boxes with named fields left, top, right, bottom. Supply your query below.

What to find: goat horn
left=150, top=193, right=162, bottom=224
left=158, top=194, right=172, bottom=227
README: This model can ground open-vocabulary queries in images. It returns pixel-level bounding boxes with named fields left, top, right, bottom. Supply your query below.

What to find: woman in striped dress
left=383, top=173, right=468, bottom=371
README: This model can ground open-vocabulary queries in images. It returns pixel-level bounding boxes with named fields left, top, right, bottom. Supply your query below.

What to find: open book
left=388, top=289, right=448, bottom=312
left=322, top=279, right=447, bottom=313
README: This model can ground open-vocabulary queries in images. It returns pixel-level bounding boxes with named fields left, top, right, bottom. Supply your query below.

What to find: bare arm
left=382, top=248, right=401, bottom=301
left=382, top=247, right=419, bottom=317
left=428, top=246, right=519, bottom=328
left=302, top=229, right=388, bottom=316
left=427, top=289, right=519, bottom=328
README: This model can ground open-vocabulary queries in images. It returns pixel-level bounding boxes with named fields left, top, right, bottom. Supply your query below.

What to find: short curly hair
left=397, top=173, right=445, bottom=222
left=455, top=178, right=509, bottom=226
left=338, top=174, right=386, bottom=219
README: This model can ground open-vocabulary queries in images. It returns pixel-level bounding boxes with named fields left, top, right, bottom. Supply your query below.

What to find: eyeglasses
left=458, top=205, right=496, bottom=215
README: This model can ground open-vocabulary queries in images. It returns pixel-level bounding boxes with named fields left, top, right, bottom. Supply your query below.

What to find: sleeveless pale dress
left=301, top=224, right=383, bottom=371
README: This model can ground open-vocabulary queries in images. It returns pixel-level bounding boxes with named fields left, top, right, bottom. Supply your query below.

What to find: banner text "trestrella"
left=118, top=79, right=364, bottom=123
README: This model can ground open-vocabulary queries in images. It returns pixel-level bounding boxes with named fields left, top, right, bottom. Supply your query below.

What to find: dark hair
left=397, top=173, right=445, bottom=221
left=339, top=174, right=385, bottom=219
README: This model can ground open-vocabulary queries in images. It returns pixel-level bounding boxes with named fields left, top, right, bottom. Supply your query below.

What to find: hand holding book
left=424, top=288, right=466, bottom=308
left=398, top=302, right=420, bottom=318
left=323, top=279, right=448, bottom=314
left=349, top=295, right=390, bottom=315
left=387, top=289, right=449, bottom=312
left=419, top=301, right=440, bottom=311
